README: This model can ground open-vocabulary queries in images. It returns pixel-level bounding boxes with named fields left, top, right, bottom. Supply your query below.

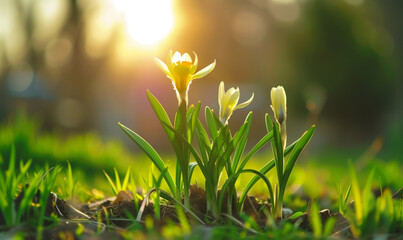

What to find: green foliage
left=343, top=163, right=402, bottom=238
left=120, top=91, right=202, bottom=209
left=0, top=112, right=136, bottom=180
left=119, top=122, right=176, bottom=196
left=103, top=166, right=132, bottom=196
left=309, top=202, right=335, bottom=238
left=120, top=85, right=315, bottom=221
left=259, top=113, right=315, bottom=219
left=0, top=147, right=60, bottom=237
left=338, top=182, right=351, bottom=215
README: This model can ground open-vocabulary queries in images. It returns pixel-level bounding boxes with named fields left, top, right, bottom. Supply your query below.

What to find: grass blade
left=122, top=166, right=131, bottom=191
left=349, top=161, right=362, bottom=224
left=114, top=168, right=122, bottom=191
left=103, top=170, right=118, bottom=195
left=309, top=201, right=322, bottom=237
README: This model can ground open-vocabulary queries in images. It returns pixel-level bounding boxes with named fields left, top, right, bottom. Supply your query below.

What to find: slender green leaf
left=103, top=170, right=118, bottom=195
left=67, top=161, right=75, bottom=197
left=238, top=140, right=298, bottom=211
left=19, top=160, right=31, bottom=177
left=205, top=107, right=218, bottom=140
left=289, top=211, right=304, bottom=220
left=220, top=169, right=274, bottom=214
left=217, top=122, right=249, bottom=174
left=271, top=121, right=284, bottom=182
left=212, top=108, right=224, bottom=130
left=162, top=122, right=207, bottom=176
left=362, top=169, right=374, bottom=218
left=349, top=161, right=362, bottom=223
left=344, top=184, right=352, bottom=205
left=188, top=102, right=201, bottom=141
left=237, top=131, right=273, bottom=173
left=17, top=170, right=45, bottom=223
left=195, top=120, right=210, bottom=164
left=189, top=162, right=198, bottom=182
left=280, top=125, right=315, bottom=194
left=122, top=166, right=131, bottom=191
left=324, top=217, right=336, bottom=236
left=265, top=113, right=273, bottom=132
left=119, top=122, right=176, bottom=195
left=114, top=168, right=122, bottom=191
left=207, top=126, right=230, bottom=175
left=146, top=90, right=174, bottom=141
left=232, top=112, right=253, bottom=172
left=309, top=202, right=322, bottom=237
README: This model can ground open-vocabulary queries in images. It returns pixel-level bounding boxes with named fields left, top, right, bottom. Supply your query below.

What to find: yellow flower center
left=172, top=62, right=193, bottom=93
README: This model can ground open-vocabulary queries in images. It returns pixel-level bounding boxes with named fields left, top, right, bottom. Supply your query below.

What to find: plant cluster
left=119, top=51, right=315, bottom=221
left=0, top=147, right=60, bottom=239
left=338, top=163, right=402, bottom=238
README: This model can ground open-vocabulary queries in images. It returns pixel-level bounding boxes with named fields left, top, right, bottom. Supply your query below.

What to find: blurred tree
left=0, top=0, right=401, bottom=151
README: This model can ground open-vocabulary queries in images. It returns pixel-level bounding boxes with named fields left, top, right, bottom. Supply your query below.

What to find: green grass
left=0, top=113, right=402, bottom=239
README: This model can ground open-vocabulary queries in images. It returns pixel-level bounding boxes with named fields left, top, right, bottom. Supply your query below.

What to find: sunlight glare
left=113, top=0, right=174, bottom=45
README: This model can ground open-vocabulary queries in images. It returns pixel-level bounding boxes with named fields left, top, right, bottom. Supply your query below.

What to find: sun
left=113, top=0, right=174, bottom=45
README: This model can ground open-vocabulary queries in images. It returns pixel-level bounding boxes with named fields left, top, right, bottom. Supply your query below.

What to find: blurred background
left=0, top=0, right=402, bottom=163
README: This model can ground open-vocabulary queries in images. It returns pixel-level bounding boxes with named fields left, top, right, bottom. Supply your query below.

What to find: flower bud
left=270, top=86, right=287, bottom=125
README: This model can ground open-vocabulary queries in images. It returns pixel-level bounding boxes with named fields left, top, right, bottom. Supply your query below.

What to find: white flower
left=270, top=86, right=287, bottom=125
left=154, top=51, right=216, bottom=105
left=218, top=81, right=254, bottom=125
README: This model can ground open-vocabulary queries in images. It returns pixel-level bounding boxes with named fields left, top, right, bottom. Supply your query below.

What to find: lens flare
left=113, top=0, right=174, bottom=45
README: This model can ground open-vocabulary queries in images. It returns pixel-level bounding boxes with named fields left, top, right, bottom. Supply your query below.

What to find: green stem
left=183, top=180, right=190, bottom=209
left=273, top=184, right=283, bottom=219
left=178, top=100, right=190, bottom=208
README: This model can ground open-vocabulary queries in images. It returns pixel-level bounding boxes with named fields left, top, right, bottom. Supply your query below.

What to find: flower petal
left=182, top=53, right=192, bottom=62
left=172, top=51, right=182, bottom=64
left=191, top=60, right=216, bottom=80
left=270, top=86, right=287, bottom=124
left=167, top=50, right=174, bottom=72
left=227, top=89, right=240, bottom=110
left=218, top=81, right=225, bottom=109
left=191, top=52, right=198, bottom=74
left=154, top=57, right=174, bottom=80
left=234, top=93, right=254, bottom=110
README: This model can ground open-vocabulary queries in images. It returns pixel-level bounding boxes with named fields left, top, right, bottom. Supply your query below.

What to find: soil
left=2, top=184, right=351, bottom=239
